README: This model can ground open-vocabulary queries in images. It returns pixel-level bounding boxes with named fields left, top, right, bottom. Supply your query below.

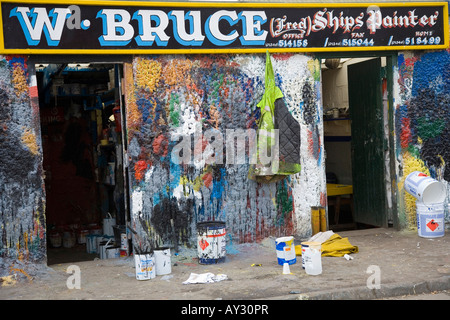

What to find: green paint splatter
left=276, top=179, right=293, bottom=225
left=416, top=117, right=445, bottom=140
left=169, top=92, right=180, bottom=127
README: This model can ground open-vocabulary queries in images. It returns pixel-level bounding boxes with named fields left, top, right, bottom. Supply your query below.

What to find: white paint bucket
left=120, top=233, right=128, bottom=251
left=416, top=201, right=445, bottom=238
left=275, top=236, right=296, bottom=265
left=197, top=221, right=226, bottom=264
left=86, top=234, right=99, bottom=254
left=77, top=230, right=89, bottom=244
left=49, top=233, right=62, bottom=248
left=62, top=232, right=75, bottom=248
left=404, top=171, right=446, bottom=205
left=106, top=246, right=120, bottom=259
left=134, top=253, right=156, bottom=280
left=304, top=243, right=322, bottom=276
left=103, top=215, right=116, bottom=237
left=154, top=248, right=171, bottom=275
left=99, top=239, right=114, bottom=259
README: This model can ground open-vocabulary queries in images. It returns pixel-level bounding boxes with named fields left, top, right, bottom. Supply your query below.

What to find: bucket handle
left=105, top=238, right=113, bottom=247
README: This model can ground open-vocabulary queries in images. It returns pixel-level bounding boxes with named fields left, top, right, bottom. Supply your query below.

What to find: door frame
left=29, top=54, right=133, bottom=252
left=316, top=51, right=398, bottom=229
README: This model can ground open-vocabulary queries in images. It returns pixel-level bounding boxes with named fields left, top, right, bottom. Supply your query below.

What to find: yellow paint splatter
left=1, top=275, right=17, bottom=287
left=123, top=62, right=141, bottom=131
left=21, top=127, right=39, bottom=155
left=135, top=58, right=162, bottom=92
left=307, top=58, right=321, bottom=81
left=161, top=58, right=193, bottom=87
left=12, top=62, right=28, bottom=98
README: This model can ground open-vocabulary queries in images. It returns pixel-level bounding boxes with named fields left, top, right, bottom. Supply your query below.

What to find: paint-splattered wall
left=0, top=56, right=46, bottom=264
left=124, top=53, right=325, bottom=251
left=395, top=49, right=450, bottom=229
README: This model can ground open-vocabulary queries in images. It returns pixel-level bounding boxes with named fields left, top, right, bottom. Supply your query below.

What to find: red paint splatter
left=400, top=117, right=412, bottom=148
left=134, top=160, right=148, bottom=181
left=272, top=53, right=294, bottom=61
left=152, top=134, right=168, bottom=157
left=202, top=172, right=213, bottom=188
left=319, top=192, right=327, bottom=207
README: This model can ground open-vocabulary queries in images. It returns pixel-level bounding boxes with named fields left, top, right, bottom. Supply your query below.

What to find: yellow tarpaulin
left=295, top=233, right=358, bottom=257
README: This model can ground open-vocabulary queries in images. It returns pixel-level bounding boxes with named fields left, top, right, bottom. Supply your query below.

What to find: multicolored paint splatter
left=0, top=55, right=46, bottom=263
left=395, top=50, right=450, bottom=229
left=125, top=54, right=324, bottom=250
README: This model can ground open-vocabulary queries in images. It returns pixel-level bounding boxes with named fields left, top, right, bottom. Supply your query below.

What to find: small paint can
left=120, top=233, right=128, bottom=251
left=49, top=233, right=62, bottom=248
left=275, top=236, right=296, bottom=266
left=77, top=229, right=89, bottom=244
left=106, top=246, right=120, bottom=259
left=154, top=247, right=171, bottom=275
left=62, top=232, right=75, bottom=248
left=134, top=253, right=156, bottom=280
left=197, top=221, right=226, bottom=264
left=86, top=234, right=99, bottom=254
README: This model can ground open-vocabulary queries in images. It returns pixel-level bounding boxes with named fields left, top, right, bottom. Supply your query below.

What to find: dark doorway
left=322, top=55, right=394, bottom=231
left=36, top=63, right=127, bottom=264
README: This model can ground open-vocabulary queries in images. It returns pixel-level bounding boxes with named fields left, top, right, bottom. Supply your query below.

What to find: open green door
left=348, top=58, right=386, bottom=227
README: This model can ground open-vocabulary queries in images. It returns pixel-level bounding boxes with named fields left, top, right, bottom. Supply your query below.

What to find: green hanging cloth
left=249, top=51, right=301, bottom=183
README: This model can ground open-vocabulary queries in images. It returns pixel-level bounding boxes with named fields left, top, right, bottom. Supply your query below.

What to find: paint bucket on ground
left=416, top=201, right=445, bottom=238
left=275, top=236, right=296, bottom=266
left=89, top=224, right=102, bottom=235
left=106, top=246, right=120, bottom=259
left=103, top=214, right=116, bottom=237
left=99, top=239, right=114, bottom=259
left=303, top=242, right=322, bottom=275
left=120, top=233, right=128, bottom=251
left=197, top=221, right=226, bottom=264
left=49, top=232, right=62, bottom=248
left=86, top=234, right=99, bottom=254
left=62, top=232, right=76, bottom=248
left=154, top=247, right=172, bottom=275
left=134, top=253, right=156, bottom=280
left=404, top=171, right=446, bottom=205
left=77, top=229, right=89, bottom=244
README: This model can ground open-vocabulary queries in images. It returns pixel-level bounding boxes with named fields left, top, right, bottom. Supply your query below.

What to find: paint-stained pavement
left=0, top=228, right=449, bottom=300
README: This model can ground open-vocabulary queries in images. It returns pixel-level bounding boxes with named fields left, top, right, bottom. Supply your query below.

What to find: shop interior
left=36, top=63, right=128, bottom=265
left=321, top=57, right=386, bottom=231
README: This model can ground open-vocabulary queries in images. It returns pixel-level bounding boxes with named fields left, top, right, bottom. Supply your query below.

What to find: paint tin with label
left=275, top=236, right=296, bottom=265
left=135, top=253, right=156, bottom=280
left=416, top=201, right=445, bottom=238
left=197, top=221, right=226, bottom=264
left=154, top=247, right=171, bottom=275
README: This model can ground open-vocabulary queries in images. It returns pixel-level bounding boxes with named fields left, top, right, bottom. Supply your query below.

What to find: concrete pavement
left=0, top=227, right=449, bottom=300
